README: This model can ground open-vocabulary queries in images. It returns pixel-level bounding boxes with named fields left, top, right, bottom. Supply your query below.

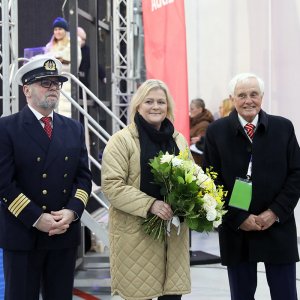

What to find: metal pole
left=69, top=0, right=79, bottom=120
left=268, top=0, right=272, bottom=114
left=2, top=0, right=11, bottom=116
left=88, top=0, right=101, bottom=186
left=11, top=0, right=19, bottom=114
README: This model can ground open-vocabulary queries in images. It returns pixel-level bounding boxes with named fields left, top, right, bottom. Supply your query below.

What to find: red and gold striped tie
left=244, top=123, right=255, bottom=140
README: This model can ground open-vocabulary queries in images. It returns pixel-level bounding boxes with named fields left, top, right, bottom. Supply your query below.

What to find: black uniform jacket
left=0, top=105, right=92, bottom=251
left=203, top=109, right=300, bottom=266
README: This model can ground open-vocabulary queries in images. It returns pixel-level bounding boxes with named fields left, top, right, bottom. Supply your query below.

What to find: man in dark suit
left=0, top=57, right=92, bottom=300
left=203, top=73, right=300, bottom=300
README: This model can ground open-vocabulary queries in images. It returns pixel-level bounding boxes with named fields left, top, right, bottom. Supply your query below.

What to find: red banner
left=142, top=0, right=189, bottom=142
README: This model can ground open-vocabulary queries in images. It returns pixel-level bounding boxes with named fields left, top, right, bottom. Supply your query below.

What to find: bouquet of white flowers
left=139, top=149, right=227, bottom=243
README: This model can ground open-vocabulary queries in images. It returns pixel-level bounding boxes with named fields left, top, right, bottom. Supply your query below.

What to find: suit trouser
left=3, top=247, right=77, bottom=300
left=227, top=260, right=297, bottom=300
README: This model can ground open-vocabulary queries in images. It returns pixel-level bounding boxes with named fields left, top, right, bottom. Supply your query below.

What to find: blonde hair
left=222, top=98, right=235, bottom=117
left=48, top=29, right=69, bottom=47
left=130, top=79, right=175, bottom=124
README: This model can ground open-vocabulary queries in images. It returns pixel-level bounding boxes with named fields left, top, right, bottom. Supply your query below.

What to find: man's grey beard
left=32, top=91, right=60, bottom=110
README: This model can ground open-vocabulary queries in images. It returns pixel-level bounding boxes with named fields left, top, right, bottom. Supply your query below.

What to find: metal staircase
left=60, top=71, right=126, bottom=289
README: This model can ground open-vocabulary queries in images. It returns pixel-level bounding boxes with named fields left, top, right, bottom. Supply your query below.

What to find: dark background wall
left=16, top=0, right=107, bottom=111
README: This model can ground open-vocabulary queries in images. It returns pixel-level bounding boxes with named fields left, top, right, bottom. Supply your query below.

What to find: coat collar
left=21, top=105, right=67, bottom=171
left=229, top=108, right=268, bottom=137
left=127, top=122, right=180, bottom=139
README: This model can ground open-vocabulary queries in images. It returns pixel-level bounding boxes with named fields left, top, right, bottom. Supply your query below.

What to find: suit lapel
left=22, top=105, right=50, bottom=153
left=43, top=113, right=67, bottom=172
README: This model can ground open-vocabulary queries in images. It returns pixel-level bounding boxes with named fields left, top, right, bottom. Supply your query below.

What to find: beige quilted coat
left=101, top=123, right=191, bottom=300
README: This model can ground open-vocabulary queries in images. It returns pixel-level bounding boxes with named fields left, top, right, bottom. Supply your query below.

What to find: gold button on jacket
left=65, top=157, right=68, bottom=161
left=42, top=206, right=46, bottom=210
left=64, top=174, right=67, bottom=178
left=42, top=190, right=47, bottom=195
left=63, top=189, right=66, bottom=193
left=42, top=174, right=47, bottom=178
left=37, top=157, right=41, bottom=162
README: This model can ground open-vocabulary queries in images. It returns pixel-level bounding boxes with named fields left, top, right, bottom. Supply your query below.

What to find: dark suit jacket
left=0, top=105, right=92, bottom=251
left=203, top=109, right=300, bottom=266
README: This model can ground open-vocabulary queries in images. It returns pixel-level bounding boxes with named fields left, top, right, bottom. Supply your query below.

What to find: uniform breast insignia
left=75, top=189, right=89, bottom=207
left=44, top=60, right=56, bottom=71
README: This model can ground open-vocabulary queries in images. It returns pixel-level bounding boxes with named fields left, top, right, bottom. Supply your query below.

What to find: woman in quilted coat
left=101, top=79, right=191, bottom=300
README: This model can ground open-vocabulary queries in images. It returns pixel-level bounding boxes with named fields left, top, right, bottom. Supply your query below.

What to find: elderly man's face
left=230, top=78, right=263, bottom=123
left=25, top=77, right=60, bottom=112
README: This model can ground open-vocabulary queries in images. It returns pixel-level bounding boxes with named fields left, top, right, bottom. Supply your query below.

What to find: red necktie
left=244, top=123, right=255, bottom=140
left=41, top=117, right=52, bottom=139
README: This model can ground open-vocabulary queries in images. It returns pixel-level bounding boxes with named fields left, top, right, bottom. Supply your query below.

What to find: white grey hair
left=229, top=73, right=264, bottom=97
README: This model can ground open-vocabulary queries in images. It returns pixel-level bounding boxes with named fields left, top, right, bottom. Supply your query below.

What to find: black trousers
left=3, top=247, right=77, bottom=300
left=227, top=260, right=297, bottom=300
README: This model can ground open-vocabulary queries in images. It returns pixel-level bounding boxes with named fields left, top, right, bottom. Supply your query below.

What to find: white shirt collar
left=28, top=104, right=53, bottom=121
left=238, top=113, right=259, bottom=128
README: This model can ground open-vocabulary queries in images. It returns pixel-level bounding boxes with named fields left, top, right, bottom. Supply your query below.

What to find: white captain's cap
left=14, top=56, right=68, bottom=86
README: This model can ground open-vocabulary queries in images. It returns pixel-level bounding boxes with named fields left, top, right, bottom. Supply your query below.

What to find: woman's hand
left=149, top=200, right=173, bottom=220
left=191, top=136, right=201, bottom=145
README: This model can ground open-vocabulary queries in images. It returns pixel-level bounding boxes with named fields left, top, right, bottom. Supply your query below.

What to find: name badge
left=228, top=177, right=252, bottom=211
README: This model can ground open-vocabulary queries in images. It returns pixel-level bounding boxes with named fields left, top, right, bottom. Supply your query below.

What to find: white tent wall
left=185, top=0, right=300, bottom=235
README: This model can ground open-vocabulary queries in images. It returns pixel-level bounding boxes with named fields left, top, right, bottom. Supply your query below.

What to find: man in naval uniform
left=0, top=57, right=92, bottom=300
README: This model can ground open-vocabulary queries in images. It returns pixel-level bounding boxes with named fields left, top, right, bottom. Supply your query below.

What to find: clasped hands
left=35, top=209, right=74, bottom=236
left=239, top=210, right=278, bottom=231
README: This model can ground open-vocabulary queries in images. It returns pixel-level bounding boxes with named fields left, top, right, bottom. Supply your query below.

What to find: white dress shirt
left=28, top=104, right=54, bottom=129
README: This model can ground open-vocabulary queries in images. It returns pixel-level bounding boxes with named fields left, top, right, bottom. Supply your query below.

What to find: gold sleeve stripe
left=15, top=199, right=30, bottom=217
left=8, top=193, right=31, bottom=217
left=75, top=195, right=87, bottom=207
left=8, top=193, right=25, bottom=211
left=10, top=197, right=28, bottom=215
left=75, top=194, right=88, bottom=206
left=75, top=189, right=89, bottom=207
left=9, top=194, right=27, bottom=213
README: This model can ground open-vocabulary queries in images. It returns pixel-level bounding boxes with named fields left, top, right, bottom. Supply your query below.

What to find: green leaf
left=195, top=217, right=214, bottom=233
left=188, top=181, right=199, bottom=191
left=168, top=193, right=176, bottom=203
left=188, top=213, right=201, bottom=219
left=164, top=165, right=171, bottom=173
left=188, top=202, right=195, bottom=212
left=150, top=160, right=160, bottom=169
left=177, top=176, right=184, bottom=184
left=160, top=162, right=169, bottom=168
left=185, top=170, right=193, bottom=184
left=186, top=217, right=199, bottom=230
left=177, top=183, right=186, bottom=193
left=160, top=186, right=168, bottom=196
left=175, top=167, right=184, bottom=178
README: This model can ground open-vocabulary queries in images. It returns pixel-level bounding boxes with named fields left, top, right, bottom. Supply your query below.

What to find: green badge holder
left=228, top=177, right=252, bottom=211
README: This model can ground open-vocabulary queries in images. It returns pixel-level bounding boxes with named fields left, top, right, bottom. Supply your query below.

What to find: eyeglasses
left=40, top=79, right=63, bottom=90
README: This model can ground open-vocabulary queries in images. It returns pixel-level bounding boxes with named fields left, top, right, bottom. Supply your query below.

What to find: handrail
left=61, top=71, right=126, bottom=128
left=91, top=191, right=109, bottom=210
left=88, top=123, right=108, bottom=145
left=60, top=89, right=111, bottom=140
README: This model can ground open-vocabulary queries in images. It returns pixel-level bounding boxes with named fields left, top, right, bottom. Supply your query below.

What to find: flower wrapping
left=139, top=149, right=227, bottom=243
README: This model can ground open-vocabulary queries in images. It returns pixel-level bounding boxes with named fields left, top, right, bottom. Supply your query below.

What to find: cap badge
left=44, top=60, right=56, bottom=71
